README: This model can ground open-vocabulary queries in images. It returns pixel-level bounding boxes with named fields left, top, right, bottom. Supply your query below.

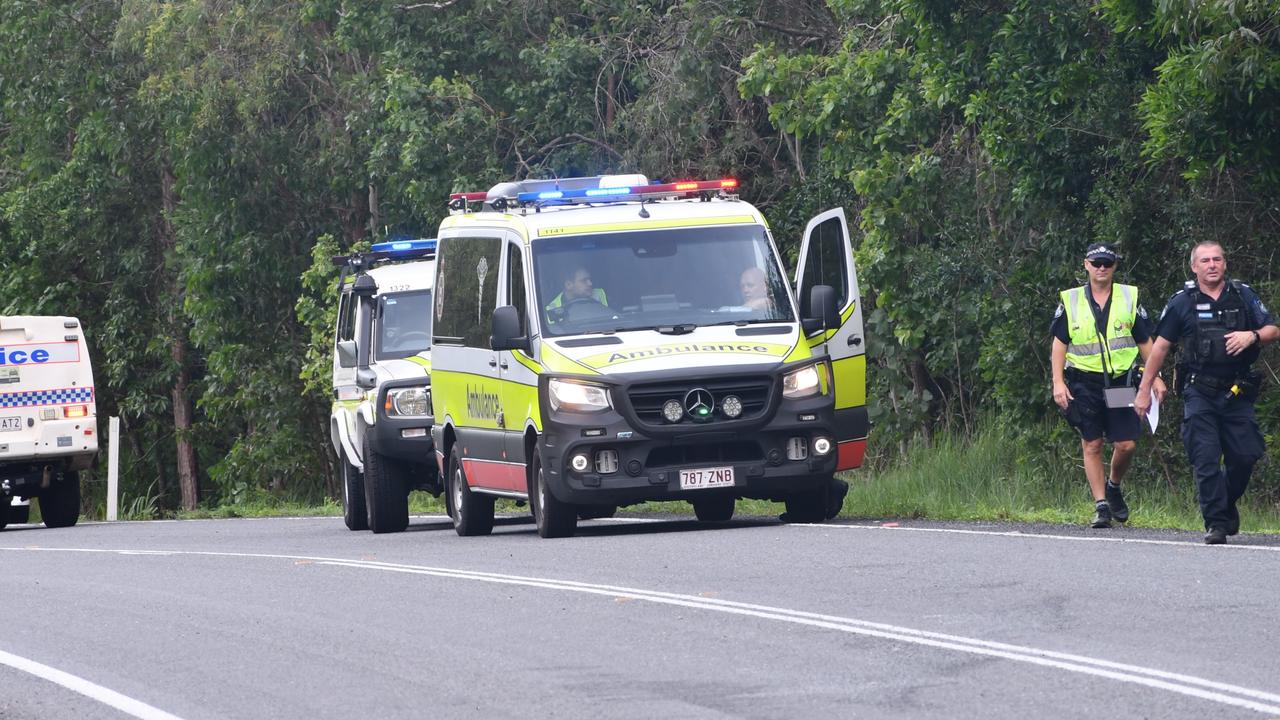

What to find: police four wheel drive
left=430, top=175, right=868, bottom=538
left=330, top=239, right=440, bottom=533
left=1, top=315, right=97, bottom=530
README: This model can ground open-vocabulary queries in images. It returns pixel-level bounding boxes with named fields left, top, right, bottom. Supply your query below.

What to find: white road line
left=0, top=648, right=185, bottom=720
left=5, top=545, right=1280, bottom=714
left=793, top=522, right=1280, bottom=552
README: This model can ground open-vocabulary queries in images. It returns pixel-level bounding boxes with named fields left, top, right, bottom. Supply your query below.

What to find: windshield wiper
left=587, top=323, right=698, bottom=335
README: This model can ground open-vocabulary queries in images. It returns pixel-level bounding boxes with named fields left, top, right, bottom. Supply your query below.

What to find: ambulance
left=330, top=239, right=439, bottom=533
left=0, top=315, right=97, bottom=530
left=429, top=175, right=868, bottom=538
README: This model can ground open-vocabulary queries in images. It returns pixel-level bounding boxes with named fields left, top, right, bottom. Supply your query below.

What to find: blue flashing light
left=538, top=190, right=564, bottom=200
left=371, top=238, right=437, bottom=254
left=585, top=186, right=631, bottom=197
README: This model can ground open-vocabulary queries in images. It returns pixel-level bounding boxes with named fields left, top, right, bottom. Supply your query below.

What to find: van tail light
left=63, top=405, right=88, bottom=418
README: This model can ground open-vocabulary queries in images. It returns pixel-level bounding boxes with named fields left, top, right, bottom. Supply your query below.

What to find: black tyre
left=530, top=447, right=576, bottom=538
left=12, top=501, right=29, bottom=524
left=363, top=436, right=409, bottom=534
left=782, top=482, right=828, bottom=524
left=0, top=496, right=11, bottom=531
left=692, top=495, right=735, bottom=523
left=40, top=471, right=81, bottom=528
left=340, top=450, right=368, bottom=531
left=447, top=449, right=495, bottom=536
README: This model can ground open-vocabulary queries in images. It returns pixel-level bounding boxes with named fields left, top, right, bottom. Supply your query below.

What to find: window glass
left=336, top=291, right=355, bottom=343
left=433, top=236, right=503, bottom=347
left=531, top=225, right=793, bottom=337
left=375, top=290, right=432, bottom=360
left=507, top=242, right=528, bottom=333
left=799, top=217, right=849, bottom=317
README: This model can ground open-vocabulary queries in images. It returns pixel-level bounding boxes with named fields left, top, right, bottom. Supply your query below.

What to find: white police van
left=330, top=239, right=439, bottom=533
left=430, top=175, right=867, bottom=538
left=1, top=315, right=97, bottom=530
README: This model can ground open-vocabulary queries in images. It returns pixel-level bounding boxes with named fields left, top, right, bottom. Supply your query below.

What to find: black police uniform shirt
left=1050, top=286, right=1154, bottom=380
left=1154, top=281, right=1276, bottom=379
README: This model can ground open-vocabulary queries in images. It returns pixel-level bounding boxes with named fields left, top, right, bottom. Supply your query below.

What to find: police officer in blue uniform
left=1135, top=241, right=1278, bottom=544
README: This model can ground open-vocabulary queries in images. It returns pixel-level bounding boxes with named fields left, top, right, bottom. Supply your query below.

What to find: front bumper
left=538, top=363, right=837, bottom=505
left=369, top=378, right=436, bottom=469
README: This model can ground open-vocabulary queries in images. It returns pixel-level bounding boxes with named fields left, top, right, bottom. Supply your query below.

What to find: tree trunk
left=160, top=165, right=200, bottom=511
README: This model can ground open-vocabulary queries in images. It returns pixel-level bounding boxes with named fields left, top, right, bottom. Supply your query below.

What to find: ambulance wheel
left=0, top=497, right=10, bottom=531
left=447, top=449, right=494, bottom=536
left=693, top=496, right=735, bottom=523
left=781, top=482, right=828, bottom=524
left=12, top=502, right=29, bottom=524
left=340, top=451, right=368, bottom=531
left=530, top=448, right=576, bottom=539
left=40, top=472, right=81, bottom=528
left=363, top=438, right=408, bottom=534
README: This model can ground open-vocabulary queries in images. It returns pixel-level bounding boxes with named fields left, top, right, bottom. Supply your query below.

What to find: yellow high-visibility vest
left=1061, top=283, right=1139, bottom=374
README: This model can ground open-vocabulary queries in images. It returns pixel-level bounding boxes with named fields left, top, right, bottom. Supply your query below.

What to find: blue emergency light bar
left=371, top=238, right=437, bottom=254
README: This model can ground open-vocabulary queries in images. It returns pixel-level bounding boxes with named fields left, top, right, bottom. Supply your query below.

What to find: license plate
left=0, top=416, right=21, bottom=432
left=679, top=466, right=735, bottom=490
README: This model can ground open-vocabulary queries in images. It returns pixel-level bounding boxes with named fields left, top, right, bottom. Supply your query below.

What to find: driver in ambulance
left=546, top=266, right=608, bottom=315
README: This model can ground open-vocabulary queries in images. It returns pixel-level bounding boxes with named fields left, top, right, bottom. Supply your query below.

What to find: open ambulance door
left=795, top=208, right=867, bottom=471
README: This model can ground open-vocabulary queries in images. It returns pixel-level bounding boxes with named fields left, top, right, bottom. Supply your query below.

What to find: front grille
left=627, top=376, right=773, bottom=426
left=646, top=441, right=763, bottom=468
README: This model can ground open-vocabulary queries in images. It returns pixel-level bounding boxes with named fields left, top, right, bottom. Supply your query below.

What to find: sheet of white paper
left=1145, top=391, right=1160, bottom=433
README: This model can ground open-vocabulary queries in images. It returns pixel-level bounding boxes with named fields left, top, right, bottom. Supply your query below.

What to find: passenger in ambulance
left=739, top=266, right=773, bottom=312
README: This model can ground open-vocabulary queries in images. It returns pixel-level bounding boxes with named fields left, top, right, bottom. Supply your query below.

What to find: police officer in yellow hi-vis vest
left=1051, top=244, right=1167, bottom=528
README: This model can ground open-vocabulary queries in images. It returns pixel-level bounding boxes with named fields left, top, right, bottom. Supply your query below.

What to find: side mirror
left=490, top=305, right=530, bottom=353
left=802, top=284, right=839, bottom=334
left=355, top=367, right=377, bottom=390
left=336, top=340, right=358, bottom=369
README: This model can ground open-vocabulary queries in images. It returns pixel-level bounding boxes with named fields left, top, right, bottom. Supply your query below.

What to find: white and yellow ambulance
left=330, top=239, right=438, bottom=533
left=430, top=176, right=866, bottom=538
left=1, top=315, right=97, bottom=530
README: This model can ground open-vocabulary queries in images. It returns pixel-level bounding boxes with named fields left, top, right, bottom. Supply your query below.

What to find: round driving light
left=662, top=399, right=684, bottom=423
left=813, top=437, right=832, bottom=455
left=571, top=454, right=590, bottom=472
left=721, top=395, right=743, bottom=419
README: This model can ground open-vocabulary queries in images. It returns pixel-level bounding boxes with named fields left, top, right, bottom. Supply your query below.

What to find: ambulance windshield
left=376, top=290, right=433, bottom=360
left=533, top=225, right=793, bottom=337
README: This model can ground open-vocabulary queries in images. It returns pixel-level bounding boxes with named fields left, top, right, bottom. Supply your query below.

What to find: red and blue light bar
left=515, top=178, right=738, bottom=204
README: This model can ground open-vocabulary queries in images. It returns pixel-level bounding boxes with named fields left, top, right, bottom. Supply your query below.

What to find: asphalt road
left=2, top=512, right=1279, bottom=719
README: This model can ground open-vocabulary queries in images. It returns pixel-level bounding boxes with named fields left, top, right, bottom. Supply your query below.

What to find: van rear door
left=795, top=209, right=867, bottom=471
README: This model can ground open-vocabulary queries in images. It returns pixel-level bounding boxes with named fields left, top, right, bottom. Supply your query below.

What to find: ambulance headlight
left=782, top=364, right=825, bottom=399
left=386, top=387, right=431, bottom=417
left=548, top=379, right=611, bottom=413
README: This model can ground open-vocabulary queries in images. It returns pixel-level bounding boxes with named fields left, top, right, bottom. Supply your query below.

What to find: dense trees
left=3, top=1, right=1277, bottom=510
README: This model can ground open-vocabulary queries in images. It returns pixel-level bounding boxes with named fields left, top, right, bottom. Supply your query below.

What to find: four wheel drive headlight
left=782, top=362, right=829, bottom=399
left=548, top=378, right=611, bottom=413
left=385, top=386, right=431, bottom=417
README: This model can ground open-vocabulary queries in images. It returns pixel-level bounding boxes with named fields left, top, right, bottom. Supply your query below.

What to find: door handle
left=499, top=360, right=509, bottom=370
left=488, top=357, right=498, bottom=367
left=848, top=335, right=862, bottom=347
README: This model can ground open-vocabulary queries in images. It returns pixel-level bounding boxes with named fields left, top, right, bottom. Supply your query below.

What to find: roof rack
left=447, top=175, right=739, bottom=214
